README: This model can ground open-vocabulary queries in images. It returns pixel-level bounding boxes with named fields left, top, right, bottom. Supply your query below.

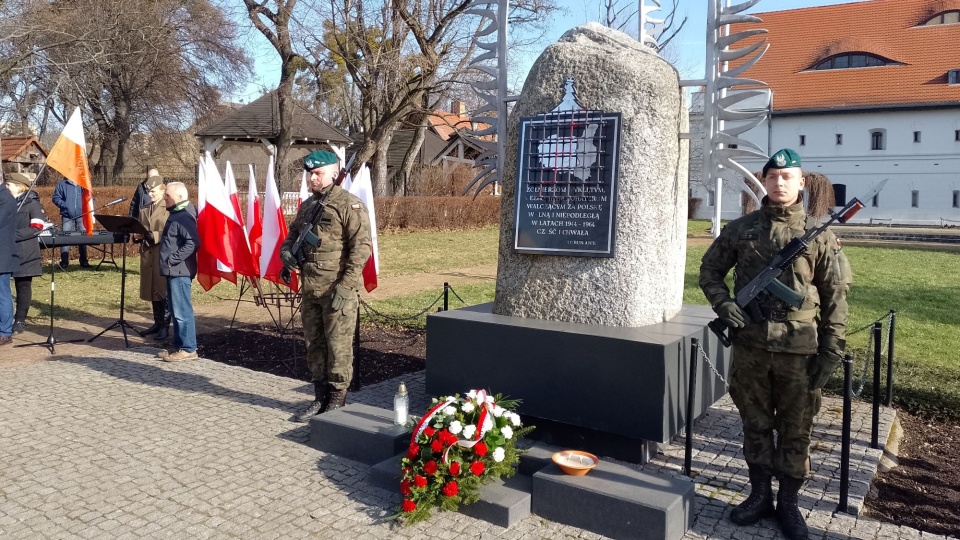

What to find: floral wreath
left=396, top=389, right=531, bottom=524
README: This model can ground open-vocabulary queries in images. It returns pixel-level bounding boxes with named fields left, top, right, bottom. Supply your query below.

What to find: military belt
left=760, top=307, right=816, bottom=323
left=304, top=251, right=342, bottom=262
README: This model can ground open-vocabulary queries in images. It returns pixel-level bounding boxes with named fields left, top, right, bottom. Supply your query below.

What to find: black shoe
left=776, top=474, right=810, bottom=540
left=57, top=262, right=68, bottom=270
left=79, top=262, right=92, bottom=268
left=13, top=321, right=25, bottom=334
left=326, top=386, right=348, bottom=411
left=140, top=321, right=163, bottom=336
left=293, top=400, right=325, bottom=423
left=730, top=464, right=775, bottom=525
left=154, top=325, right=170, bottom=341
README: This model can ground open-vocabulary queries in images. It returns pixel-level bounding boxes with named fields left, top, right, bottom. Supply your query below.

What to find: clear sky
left=233, top=0, right=867, bottom=103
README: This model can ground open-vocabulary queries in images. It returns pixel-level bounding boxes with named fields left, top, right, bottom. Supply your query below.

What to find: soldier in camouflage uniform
left=281, top=150, right=372, bottom=423
left=699, top=149, right=850, bottom=540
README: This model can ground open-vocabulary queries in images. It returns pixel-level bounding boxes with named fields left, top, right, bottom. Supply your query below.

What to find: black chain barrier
left=846, top=310, right=895, bottom=397
left=358, top=283, right=472, bottom=341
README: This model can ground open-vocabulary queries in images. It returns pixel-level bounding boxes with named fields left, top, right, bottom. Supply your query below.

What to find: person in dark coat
left=0, top=175, right=20, bottom=345
left=156, top=181, right=200, bottom=362
left=129, top=168, right=159, bottom=218
left=7, top=173, right=50, bottom=334
left=52, top=177, right=90, bottom=268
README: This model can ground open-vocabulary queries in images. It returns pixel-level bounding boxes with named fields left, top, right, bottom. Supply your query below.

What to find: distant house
left=693, top=0, right=960, bottom=225
left=1, top=135, right=48, bottom=180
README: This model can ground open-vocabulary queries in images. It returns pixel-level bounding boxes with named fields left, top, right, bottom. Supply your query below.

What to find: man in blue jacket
left=156, top=182, right=200, bottom=362
left=52, top=177, right=91, bottom=268
left=0, top=176, right=20, bottom=345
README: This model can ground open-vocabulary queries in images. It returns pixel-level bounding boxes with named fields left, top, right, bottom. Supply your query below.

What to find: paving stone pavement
left=0, top=347, right=949, bottom=540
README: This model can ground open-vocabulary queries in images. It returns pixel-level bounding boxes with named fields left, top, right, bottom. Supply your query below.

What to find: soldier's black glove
left=715, top=299, right=748, bottom=329
left=331, top=283, right=354, bottom=312
left=280, top=249, right=298, bottom=272
left=808, top=349, right=842, bottom=389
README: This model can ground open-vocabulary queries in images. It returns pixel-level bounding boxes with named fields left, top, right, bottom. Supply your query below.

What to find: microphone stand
left=87, top=213, right=148, bottom=348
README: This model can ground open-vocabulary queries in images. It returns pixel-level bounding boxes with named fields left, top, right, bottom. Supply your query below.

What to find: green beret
left=145, top=175, right=164, bottom=189
left=6, top=172, right=35, bottom=188
left=763, top=148, right=802, bottom=175
left=303, top=150, right=338, bottom=171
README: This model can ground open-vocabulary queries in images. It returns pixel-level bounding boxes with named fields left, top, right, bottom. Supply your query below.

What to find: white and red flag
left=245, top=164, right=262, bottom=275
left=261, top=156, right=298, bottom=292
left=223, top=162, right=258, bottom=278
left=197, top=154, right=256, bottom=283
left=297, top=170, right=309, bottom=209
left=195, top=157, right=222, bottom=291
left=45, top=107, right=94, bottom=236
left=347, top=164, right=378, bottom=292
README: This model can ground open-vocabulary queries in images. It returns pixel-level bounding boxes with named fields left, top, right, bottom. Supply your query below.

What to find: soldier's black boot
left=154, top=302, right=171, bottom=341
left=294, top=383, right=328, bottom=423
left=776, top=474, right=810, bottom=540
left=730, top=464, right=775, bottom=525
left=326, top=385, right=348, bottom=412
left=140, top=301, right=166, bottom=336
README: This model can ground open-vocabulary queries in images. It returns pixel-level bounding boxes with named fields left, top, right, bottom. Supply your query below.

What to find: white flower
left=509, top=413, right=522, bottom=427
left=482, top=416, right=493, bottom=433
left=485, top=395, right=495, bottom=404
left=449, top=421, right=463, bottom=435
left=443, top=406, right=457, bottom=416
left=467, top=390, right=478, bottom=399
left=492, top=447, right=505, bottom=462
left=500, top=426, right=513, bottom=439
left=431, top=398, right=439, bottom=404
left=462, top=424, right=476, bottom=439
left=461, top=402, right=475, bottom=414
left=492, top=405, right=504, bottom=417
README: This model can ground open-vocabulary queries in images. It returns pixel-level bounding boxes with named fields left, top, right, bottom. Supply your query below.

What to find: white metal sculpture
left=685, top=0, right=770, bottom=237
left=640, top=0, right=665, bottom=48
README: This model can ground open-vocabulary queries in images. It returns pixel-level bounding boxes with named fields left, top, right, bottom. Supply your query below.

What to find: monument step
left=308, top=403, right=410, bottom=465
left=459, top=475, right=532, bottom=529
left=369, top=452, right=404, bottom=493
left=532, top=461, right=694, bottom=540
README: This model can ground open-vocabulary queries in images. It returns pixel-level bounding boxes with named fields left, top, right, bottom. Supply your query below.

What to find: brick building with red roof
left=696, top=0, right=960, bottom=224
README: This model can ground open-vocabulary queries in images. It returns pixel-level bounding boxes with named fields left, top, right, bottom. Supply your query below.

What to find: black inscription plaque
left=514, top=108, right=621, bottom=257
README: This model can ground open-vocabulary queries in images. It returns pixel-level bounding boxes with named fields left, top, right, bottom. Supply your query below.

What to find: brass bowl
left=552, top=450, right=599, bottom=476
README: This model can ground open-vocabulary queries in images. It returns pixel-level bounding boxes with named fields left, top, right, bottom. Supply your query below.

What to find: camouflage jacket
left=281, top=184, right=372, bottom=298
left=698, top=198, right=850, bottom=355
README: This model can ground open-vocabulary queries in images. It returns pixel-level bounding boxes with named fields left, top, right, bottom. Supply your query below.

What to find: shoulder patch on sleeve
left=351, top=203, right=361, bottom=210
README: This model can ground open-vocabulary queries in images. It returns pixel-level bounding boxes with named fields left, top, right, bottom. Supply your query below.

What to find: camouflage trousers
left=729, top=344, right=822, bottom=479
left=301, top=290, right=359, bottom=391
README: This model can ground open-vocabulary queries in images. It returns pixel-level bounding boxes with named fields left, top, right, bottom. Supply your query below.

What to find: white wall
left=734, top=108, right=960, bottom=225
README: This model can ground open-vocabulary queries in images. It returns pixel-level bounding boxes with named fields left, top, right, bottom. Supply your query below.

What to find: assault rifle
left=280, top=154, right=356, bottom=285
left=709, top=179, right=888, bottom=347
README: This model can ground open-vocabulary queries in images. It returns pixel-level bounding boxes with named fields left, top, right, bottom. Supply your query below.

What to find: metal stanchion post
left=684, top=338, right=699, bottom=477
left=443, top=282, right=449, bottom=312
left=886, top=310, right=896, bottom=407
left=837, top=353, right=853, bottom=514
left=871, top=322, right=882, bottom=449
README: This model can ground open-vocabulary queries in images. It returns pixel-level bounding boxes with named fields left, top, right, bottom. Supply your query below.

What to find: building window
left=923, top=10, right=960, bottom=25
left=954, top=191, right=960, bottom=209
left=799, top=135, right=806, bottom=146
left=950, top=70, right=960, bottom=85
left=871, top=130, right=885, bottom=150
left=956, top=129, right=960, bottom=141
left=836, top=134, right=843, bottom=145
left=708, top=189, right=715, bottom=207
left=914, top=131, right=921, bottom=143
left=911, top=190, right=919, bottom=208
left=872, top=194, right=879, bottom=208
left=812, top=53, right=897, bottom=70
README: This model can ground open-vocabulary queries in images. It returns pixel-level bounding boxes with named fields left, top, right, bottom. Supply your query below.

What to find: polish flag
left=223, top=162, right=258, bottom=278
left=245, top=165, right=262, bottom=275
left=297, top=170, right=309, bottom=209
left=261, top=156, right=298, bottom=292
left=45, top=107, right=94, bottom=236
left=347, top=164, right=378, bottom=292
left=195, top=157, right=222, bottom=291
left=198, top=154, right=256, bottom=281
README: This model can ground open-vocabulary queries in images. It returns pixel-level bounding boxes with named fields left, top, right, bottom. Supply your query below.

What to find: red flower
left=441, top=430, right=458, bottom=446
left=407, top=443, right=420, bottom=459
left=474, top=442, right=488, bottom=457
left=402, top=499, right=416, bottom=513
left=424, top=460, right=439, bottom=475
left=424, top=427, right=436, bottom=438
left=470, top=461, right=485, bottom=476
left=400, top=480, right=412, bottom=496
left=442, top=481, right=459, bottom=497
left=431, top=439, right=443, bottom=453
left=413, top=475, right=427, bottom=488
left=449, top=461, right=461, bottom=476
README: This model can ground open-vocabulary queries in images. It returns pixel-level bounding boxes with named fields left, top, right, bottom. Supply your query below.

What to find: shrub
left=688, top=197, right=703, bottom=219
left=374, top=196, right=499, bottom=231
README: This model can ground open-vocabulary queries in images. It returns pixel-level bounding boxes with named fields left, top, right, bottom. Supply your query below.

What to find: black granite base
left=425, top=303, right=730, bottom=451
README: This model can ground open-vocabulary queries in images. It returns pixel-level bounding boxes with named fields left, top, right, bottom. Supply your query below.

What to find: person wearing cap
left=699, top=148, right=851, bottom=540
left=52, top=176, right=91, bottom=268
left=136, top=174, right=171, bottom=340
left=280, top=149, right=372, bottom=422
left=130, top=168, right=161, bottom=218
left=0, top=174, right=20, bottom=345
left=7, top=172, right=50, bottom=334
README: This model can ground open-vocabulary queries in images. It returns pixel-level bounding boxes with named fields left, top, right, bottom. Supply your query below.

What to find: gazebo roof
left=196, top=91, right=352, bottom=146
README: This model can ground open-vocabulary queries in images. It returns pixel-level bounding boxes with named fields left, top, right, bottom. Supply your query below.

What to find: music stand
left=88, top=214, right=150, bottom=347
left=16, top=233, right=86, bottom=353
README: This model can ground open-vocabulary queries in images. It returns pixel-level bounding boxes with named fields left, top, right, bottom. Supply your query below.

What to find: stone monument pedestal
left=425, top=303, right=730, bottom=461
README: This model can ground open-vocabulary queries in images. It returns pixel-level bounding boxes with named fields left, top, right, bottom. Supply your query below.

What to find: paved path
left=0, top=347, right=949, bottom=539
